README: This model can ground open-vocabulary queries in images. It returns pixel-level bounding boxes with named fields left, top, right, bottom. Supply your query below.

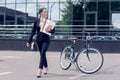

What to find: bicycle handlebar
left=68, top=31, right=92, bottom=41
left=82, top=31, right=90, bottom=36
left=82, top=31, right=92, bottom=40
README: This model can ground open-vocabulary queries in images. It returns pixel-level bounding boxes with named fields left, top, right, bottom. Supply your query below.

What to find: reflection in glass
left=0, top=3, right=5, bottom=7
left=27, top=3, right=36, bottom=17
left=85, top=2, right=97, bottom=11
left=16, top=3, right=26, bottom=13
left=16, top=0, right=26, bottom=3
left=86, top=13, right=96, bottom=25
left=37, top=2, right=48, bottom=17
left=6, top=3, right=15, bottom=10
left=48, top=0, right=60, bottom=2
left=6, top=4, right=15, bottom=24
left=17, top=17, right=24, bottom=24
left=38, top=0, right=48, bottom=2
left=112, top=13, right=120, bottom=29
left=27, top=0, right=36, bottom=3
left=49, top=2, right=59, bottom=20
left=6, top=0, right=15, bottom=3
left=98, top=2, right=109, bottom=20
left=60, top=0, right=67, bottom=1
left=5, top=14, right=15, bottom=24
left=0, top=0, right=5, bottom=3
left=111, top=1, right=120, bottom=11
left=60, top=2, right=66, bottom=21
left=0, top=14, right=4, bottom=24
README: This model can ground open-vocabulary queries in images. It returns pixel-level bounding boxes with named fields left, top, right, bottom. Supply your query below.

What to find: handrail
left=0, top=24, right=117, bottom=26
left=0, top=25, right=120, bottom=40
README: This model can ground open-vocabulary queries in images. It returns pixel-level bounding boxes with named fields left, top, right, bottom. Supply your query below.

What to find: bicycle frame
left=67, top=32, right=93, bottom=62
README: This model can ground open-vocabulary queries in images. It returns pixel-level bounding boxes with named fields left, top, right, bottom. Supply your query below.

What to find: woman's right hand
left=26, top=42, right=30, bottom=47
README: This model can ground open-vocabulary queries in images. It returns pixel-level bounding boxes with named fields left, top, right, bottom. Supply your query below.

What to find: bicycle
left=60, top=32, right=104, bottom=74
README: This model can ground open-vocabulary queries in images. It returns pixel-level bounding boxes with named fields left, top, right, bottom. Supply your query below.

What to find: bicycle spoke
left=77, top=48, right=104, bottom=74
left=60, top=47, right=73, bottom=70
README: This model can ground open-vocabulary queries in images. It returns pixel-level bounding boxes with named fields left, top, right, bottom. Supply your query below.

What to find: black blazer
left=28, top=19, right=55, bottom=44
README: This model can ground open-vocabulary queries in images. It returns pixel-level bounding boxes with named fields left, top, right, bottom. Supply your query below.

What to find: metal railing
left=0, top=25, right=120, bottom=41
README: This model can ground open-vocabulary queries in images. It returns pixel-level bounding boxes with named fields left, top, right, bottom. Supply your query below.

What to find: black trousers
left=36, top=33, right=50, bottom=69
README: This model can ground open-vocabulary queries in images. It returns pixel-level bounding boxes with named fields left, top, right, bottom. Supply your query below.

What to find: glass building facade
left=0, top=0, right=120, bottom=40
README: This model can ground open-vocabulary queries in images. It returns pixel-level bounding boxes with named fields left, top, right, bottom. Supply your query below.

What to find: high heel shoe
left=44, top=68, right=48, bottom=75
left=37, top=75, right=41, bottom=78
left=37, top=69, right=42, bottom=78
left=44, top=73, right=47, bottom=75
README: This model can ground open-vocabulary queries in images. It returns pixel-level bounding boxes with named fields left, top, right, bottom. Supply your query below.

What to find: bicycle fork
left=86, top=42, right=91, bottom=61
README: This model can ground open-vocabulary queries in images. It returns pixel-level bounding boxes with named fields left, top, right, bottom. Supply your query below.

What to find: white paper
left=42, top=19, right=55, bottom=36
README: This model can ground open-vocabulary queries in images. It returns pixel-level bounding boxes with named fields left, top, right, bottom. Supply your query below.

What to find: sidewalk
left=0, top=51, right=120, bottom=80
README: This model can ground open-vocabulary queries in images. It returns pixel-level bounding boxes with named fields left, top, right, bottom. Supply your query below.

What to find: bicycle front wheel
left=76, top=48, right=104, bottom=74
left=60, top=46, right=73, bottom=70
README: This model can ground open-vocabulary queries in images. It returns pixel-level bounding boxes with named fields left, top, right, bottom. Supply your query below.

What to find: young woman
left=26, top=8, right=55, bottom=78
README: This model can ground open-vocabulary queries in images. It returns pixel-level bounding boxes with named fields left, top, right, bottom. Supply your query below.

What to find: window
left=16, top=0, right=26, bottom=3
left=27, top=0, right=36, bottom=3
left=49, top=2, right=59, bottom=21
left=37, top=2, right=48, bottom=17
left=6, top=3, right=16, bottom=24
left=16, top=3, right=26, bottom=13
left=60, top=0, right=67, bottom=1
left=0, top=14, right=4, bottom=24
left=0, top=0, right=5, bottom=3
left=6, top=0, right=15, bottom=3
left=0, top=3, right=5, bottom=7
left=6, top=3, right=15, bottom=10
left=38, top=0, right=48, bottom=2
left=111, top=1, right=120, bottom=11
left=85, top=2, right=97, bottom=11
left=112, top=13, right=120, bottom=29
left=27, top=3, right=36, bottom=17
left=85, top=13, right=97, bottom=25
left=98, top=2, right=109, bottom=20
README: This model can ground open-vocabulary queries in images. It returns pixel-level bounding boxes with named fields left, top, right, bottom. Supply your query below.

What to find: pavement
left=0, top=51, right=120, bottom=80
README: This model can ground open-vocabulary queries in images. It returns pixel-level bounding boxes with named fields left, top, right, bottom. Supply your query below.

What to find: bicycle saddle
left=68, top=37, right=78, bottom=40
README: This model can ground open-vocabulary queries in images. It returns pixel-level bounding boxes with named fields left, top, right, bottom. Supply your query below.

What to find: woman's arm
left=28, top=20, right=37, bottom=44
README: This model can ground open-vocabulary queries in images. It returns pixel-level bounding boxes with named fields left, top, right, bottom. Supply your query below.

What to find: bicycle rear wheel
left=76, top=48, right=104, bottom=74
left=60, top=46, right=73, bottom=70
